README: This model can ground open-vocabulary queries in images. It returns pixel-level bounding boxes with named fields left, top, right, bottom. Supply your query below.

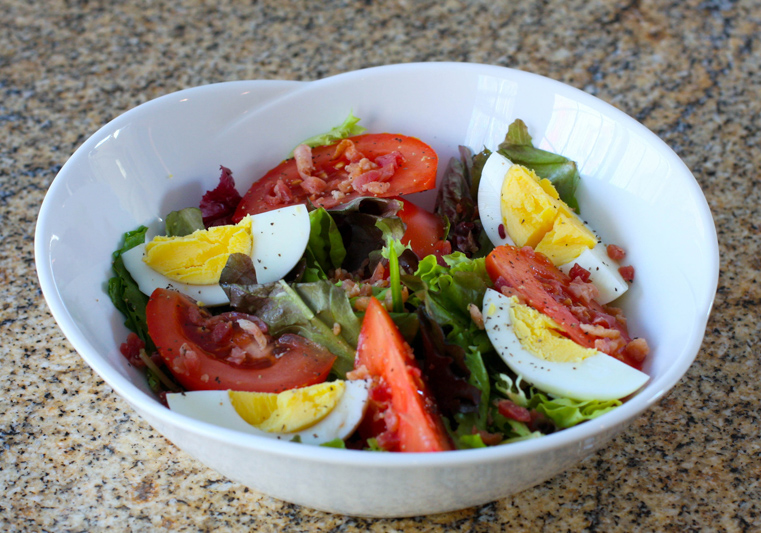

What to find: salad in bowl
left=109, top=113, right=650, bottom=452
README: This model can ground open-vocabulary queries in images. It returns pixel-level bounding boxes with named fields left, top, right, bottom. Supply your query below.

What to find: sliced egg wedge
left=122, top=204, right=310, bottom=306
left=482, top=288, right=648, bottom=401
left=167, top=380, right=371, bottom=445
left=478, top=151, right=627, bottom=304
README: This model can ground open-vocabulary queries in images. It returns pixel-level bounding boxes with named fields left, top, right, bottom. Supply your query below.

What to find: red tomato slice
left=146, top=288, right=336, bottom=392
left=232, top=133, right=438, bottom=221
left=396, top=197, right=451, bottom=261
left=355, top=297, right=453, bottom=452
left=485, top=245, right=642, bottom=369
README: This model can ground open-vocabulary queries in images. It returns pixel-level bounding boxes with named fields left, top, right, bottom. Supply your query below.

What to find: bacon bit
left=332, top=322, right=342, bottom=336
left=363, top=181, right=391, bottom=195
left=624, top=338, right=650, bottom=362
left=499, top=285, right=527, bottom=304
left=368, top=261, right=387, bottom=285
left=594, top=336, right=627, bottom=355
left=347, top=365, right=370, bottom=381
left=174, top=344, right=201, bottom=375
left=237, top=318, right=269, bottom=350
left=339, top=279, right=361, bottom=298
left=351, top=152, right=404, bottom=195
left=265, top=178, right=294, bottom=205
left=568, top=263, right=591, bottom=283
left=227, top=346, right=247, bottom=365
left=619, top=265, right=635, bottom=282
left=353, top=296, right=372, bottom=312
left=293, top=144, right=316, bottom=180
left=580, top=323, right=621, bottom=338
left=607, top=244, right=626, bottom=261
left=496, top=400, right=532, bottom=422
left=119, top=332, right=146, bottom=368
left=468, top=303, right=485, bottom=330
left=476, top=429, right=503, bottom=446
left=332, top=139, right=364, bottom=163
left=568, top=277, right=600, bottom=304
left=301, top=175, right=328, bottom=194
left=383, top=286, right=409, bottom=311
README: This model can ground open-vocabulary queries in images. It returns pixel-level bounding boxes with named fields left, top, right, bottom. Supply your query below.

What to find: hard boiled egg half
left=478, top=152, right=628, bottom=304
left=482, top=289, right=648, bottom=401
left=167, top=379, right=370, bottom=445
left=122, top=204, right=310, bottom=306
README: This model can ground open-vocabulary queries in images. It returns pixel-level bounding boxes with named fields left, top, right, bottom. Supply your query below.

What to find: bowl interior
left=35, top=63, right=718, bottom=464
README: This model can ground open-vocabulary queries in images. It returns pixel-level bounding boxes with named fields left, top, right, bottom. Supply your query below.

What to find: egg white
left=477, top=152, right=516, bottom=248
left=482, top=289, right=648, bottom=401
left=166, top=379, right=371, bottom=445
left=477, top=151, right=628, bottom=304
left=122, top=204, right=310, bottom=306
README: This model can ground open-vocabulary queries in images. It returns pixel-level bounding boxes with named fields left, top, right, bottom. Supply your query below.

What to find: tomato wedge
left=146, top=288, right=336, bottom=392
left=232, top=133, right=438, bottom=220
left=355, top=297, right=453, bottom=452
left=396, top=197, right=451, bottom=261
left=485, top=245, right=643, bottom=369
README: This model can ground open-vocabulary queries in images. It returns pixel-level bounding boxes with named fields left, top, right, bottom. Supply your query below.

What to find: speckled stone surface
left=2, top=0, right=759, bottom=530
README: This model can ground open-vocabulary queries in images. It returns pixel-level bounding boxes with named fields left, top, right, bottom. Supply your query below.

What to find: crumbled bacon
left=174, top=343, right=201, bottom=375
left=580, top=323, right=621, bottom=338
left=332, top=139, right=364, bottom=163
left=119, top=332, right=146, bottom=368
left=351, top=152, right=404, bottom=195
left=593, top=336, right=627, bottom=355
left=568, top=263, right=591, bottom=283
left=265, top=178, right=294, bottom=205
left=624, top=338, right=650, bottom=362
left=237, top=318, right=269, bottom=351
left=300, top=175, right=327, bottom=195
left=568, top=277, right=600, bottom=304
left=468, top=303, right=485, bottom=330
left=607, top=244, right=627, bottom=261
left=293, top=144, right=316, bottom=180
left=496, top=400, right=532, bottom=422
left=619, top=265, right=635, bottom=282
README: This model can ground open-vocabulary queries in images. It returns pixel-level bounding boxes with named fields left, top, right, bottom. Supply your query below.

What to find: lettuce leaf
left=107, top=226, right=154, bottom=351
left=494, top=372, right=621, bottom=430
left=498, top=119, right=581, bottom=211
left=220, top=254, right=359, bottom=378
left=304, top=208, right=347, bottom=281
left=405, top=253, right=493, bottom=353
left=295, top=112, right=367, bottom=151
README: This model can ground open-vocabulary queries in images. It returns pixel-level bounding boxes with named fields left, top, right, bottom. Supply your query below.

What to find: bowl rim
left=34, top=61, right=720, bottom=468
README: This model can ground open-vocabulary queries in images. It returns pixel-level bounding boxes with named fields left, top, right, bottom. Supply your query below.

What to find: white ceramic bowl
left=35, top=62, right=719, bottom=517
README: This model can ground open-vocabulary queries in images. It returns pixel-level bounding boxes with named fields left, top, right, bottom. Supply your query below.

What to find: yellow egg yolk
left=143, top=216, right=253, bottom=285
left=508, top=298, right=597, bottom=363
left=228, top=381, right=346, bottom=433
left=499, top=165, right=596, bottom=266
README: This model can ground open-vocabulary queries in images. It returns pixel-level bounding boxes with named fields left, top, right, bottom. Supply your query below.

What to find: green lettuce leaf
left=295, top=111, right=367, bottom=151
left=498, top=119, right=581, bottom=211
left=304, top=208, right=347, bottom=281
left=220, top=255, right=359, bottom=378
left=405, top=252, right=493, bottom=353
left=107, top=226, right=154, bottom=351
left=165, top=207, right=205, bottom=237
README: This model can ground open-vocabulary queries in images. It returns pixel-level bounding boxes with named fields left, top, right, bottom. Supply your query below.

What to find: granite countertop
left=2, top=0, right=759, bottom=530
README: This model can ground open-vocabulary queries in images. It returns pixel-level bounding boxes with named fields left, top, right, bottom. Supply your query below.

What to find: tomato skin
left=355, top=297, right=453, bottom=452
left=485, top=245, right=642, bottom=369
left=396, top=197, right=451, bottom=261
left=146, top=288, right=336, bottom=392
left=232, top=134, right=438, bottom=221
